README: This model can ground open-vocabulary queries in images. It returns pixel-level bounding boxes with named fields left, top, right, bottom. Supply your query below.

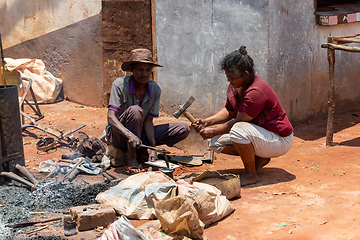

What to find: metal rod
left=0, top=171, right=35, bottom=190
left=62, top=158, right=84, bottom=182
left=6, top=216, right=62, bottom=228
left=0, top=34, right=6, bottom=88
left=102, top=172, right=113, bottom=181
left=106, top=170, right=123, bottom=180
left=15, top=164, right=38, bottom=185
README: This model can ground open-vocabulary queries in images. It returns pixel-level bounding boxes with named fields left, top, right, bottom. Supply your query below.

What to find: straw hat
left=121, top=49, right=163, bottom=71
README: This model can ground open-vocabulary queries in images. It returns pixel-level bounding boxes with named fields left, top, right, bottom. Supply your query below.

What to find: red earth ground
left=13, top=100, right=360, bottom=239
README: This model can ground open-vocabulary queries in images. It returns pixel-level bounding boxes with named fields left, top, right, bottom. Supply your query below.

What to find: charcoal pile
left=0, top=178, right=115, bottom=239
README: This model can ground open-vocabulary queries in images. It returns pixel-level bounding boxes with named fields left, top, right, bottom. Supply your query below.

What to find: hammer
left=173, top=96, right=204, bottom=129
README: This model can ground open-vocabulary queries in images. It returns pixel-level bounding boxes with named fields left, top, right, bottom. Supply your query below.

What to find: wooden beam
left=321, top=43, right=360, bottom=52
left=325, top=38, right=336, bottom=147
left=333, top=33, right=360, bottom=40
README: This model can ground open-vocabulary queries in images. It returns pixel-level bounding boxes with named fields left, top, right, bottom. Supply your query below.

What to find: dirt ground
left=11, top=100, right=360, bottom=239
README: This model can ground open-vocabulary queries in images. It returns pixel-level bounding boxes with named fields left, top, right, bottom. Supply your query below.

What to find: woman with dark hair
left=193, top=46, right=293, bottom=186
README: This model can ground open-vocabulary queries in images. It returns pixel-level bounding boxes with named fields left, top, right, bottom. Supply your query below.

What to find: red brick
left=70, top=204, right=116, bottom=231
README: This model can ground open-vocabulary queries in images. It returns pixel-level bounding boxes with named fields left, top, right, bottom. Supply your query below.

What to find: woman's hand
left=192, top=118, right=209, bottom=132
left=199, top=127, right=216, bottom=140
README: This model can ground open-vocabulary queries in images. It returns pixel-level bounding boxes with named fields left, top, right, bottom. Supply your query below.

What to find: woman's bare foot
left=255, top=157, right=270, bottom=173
left=240, top=172, right=258, bottom=186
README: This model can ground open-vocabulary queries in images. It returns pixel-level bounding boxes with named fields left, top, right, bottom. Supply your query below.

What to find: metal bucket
left=0, top=85, right=25, bottom=173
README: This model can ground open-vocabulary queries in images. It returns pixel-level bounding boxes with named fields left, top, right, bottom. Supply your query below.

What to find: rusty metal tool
left=23, top=121, right=86, bottom=151
left=5, top=216, right=62, bottom=228
left=0, top=171, right=36, bottom=191
left=102, top=171, right=113, bottom=182
left=22, top=121, right=85, bottom=143
left=62, top=158, right=84, bottom=182
left=35, top=137, right=57, bottom=152
left=15, top=164, right=38, bottom=185
left=139, top=144, right=170, bottom=154
left=139, top=144, right=170, bottom=168
left=173, top=96, right=204, bottom=129
left=105, top=170, right=123, bottom=180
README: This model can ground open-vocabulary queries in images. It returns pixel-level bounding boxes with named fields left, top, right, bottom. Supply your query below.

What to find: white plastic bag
left=99, top=215, right=147, bottom=240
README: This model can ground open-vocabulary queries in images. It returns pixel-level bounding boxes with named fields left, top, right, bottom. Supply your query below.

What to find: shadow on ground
left=216, top=168, right=296, bottom=189
left=293, top=111, right=360, bottom=141
left=339, top=137, right=360, bottom=147
left=177, top=168, right=295, bottom=188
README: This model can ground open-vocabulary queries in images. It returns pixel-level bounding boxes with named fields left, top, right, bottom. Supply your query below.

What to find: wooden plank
left=333, top=33, right=360, bottom=40
left=0, top=153, right=23, bottom=165
left=336, top=37, right=360, bottom=44
left=321, top=43, right=360, bottom=52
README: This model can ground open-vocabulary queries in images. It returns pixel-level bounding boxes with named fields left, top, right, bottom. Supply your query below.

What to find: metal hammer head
left=173, top=96, right=195, bottom=118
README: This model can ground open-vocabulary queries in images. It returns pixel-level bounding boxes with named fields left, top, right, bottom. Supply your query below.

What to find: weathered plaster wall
left=268, top=1, right=316, bottom=122
left=1, top=0, right=104, bottom=107
left=269, top=0, right=360, bottom=122
left=155, top=0, right=269, bottom=117
left=315, top=23, right=360, bottom=115
left=156, top=0, right=360, bottom=123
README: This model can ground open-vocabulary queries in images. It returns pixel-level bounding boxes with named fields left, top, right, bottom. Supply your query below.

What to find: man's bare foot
left=240, top=172, right=258, bottom=186
left=127, top=156, right=145, bottom=174
left=255, top=157, right=270, bottom=173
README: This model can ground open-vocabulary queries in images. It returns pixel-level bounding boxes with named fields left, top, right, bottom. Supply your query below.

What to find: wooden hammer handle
left=183, top=111, right=204, bottom=130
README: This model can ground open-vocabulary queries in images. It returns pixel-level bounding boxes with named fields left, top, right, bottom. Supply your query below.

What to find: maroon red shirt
left=225, top=75, right=293, bottom=137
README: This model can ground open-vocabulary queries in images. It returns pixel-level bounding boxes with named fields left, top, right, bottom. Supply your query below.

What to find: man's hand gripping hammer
left=173, top=96, right=204, bottom=130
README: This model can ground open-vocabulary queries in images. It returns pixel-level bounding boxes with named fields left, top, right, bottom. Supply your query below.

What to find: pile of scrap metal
left=39, top=155, right=111, bottom=183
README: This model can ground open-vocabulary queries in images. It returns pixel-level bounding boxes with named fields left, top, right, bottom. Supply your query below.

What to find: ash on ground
left=0, top=178, right=115, bottom=239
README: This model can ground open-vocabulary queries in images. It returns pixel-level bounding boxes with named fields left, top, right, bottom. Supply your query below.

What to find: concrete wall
left=155, top=0, right=360, bottom=123
left=155, top=0, right=269, bottom=117
left=269, top=1, right=360, bottom=122
left=314, top=23, right=360, bottom=116
left=2, top=0, right=359, bottom=122
left=268, top=1, right=317, bottom=121
left=1, top=0, right=104, bottom=107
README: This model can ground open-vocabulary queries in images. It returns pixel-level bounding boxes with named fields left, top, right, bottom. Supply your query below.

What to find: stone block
left=70, top=204, right=116, bottom=231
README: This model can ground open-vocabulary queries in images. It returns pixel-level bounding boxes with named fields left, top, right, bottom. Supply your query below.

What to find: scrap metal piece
left=36, top=137, right=56, bottom=152
left=139, top=144, right=171, bottom=168
left=62, top=158, right=84, bottom=182
left=5, top=216, right=62, bottom=228
left=15, top=164, right=38, bottom=185
left=0, top=171, right=36, bottom=191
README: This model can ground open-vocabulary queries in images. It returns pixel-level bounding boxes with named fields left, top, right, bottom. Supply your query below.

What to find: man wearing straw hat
left=105, top=49, right=190, bottom=174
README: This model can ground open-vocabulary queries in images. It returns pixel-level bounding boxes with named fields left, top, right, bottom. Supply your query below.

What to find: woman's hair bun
left=239, top=46, right=247, bottom=55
